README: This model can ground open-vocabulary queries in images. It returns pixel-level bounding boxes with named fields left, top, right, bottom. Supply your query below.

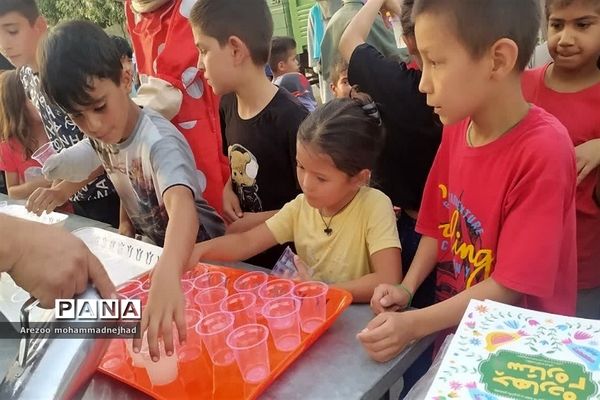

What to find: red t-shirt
left=522, top=64, right=600, bottom=290
left=0, top=139, right=41, bottom=183
left=416, top=106, right=577, bottom=316
left=125, top=0, right=229, bottom=215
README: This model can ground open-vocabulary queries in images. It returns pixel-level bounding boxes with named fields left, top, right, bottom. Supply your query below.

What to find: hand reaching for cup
left=370, top=283, right=411, bottom=315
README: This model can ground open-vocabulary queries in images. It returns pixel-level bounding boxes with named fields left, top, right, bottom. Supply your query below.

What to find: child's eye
left=550, top=22, right=563, bottom=30
left=316, top=176, right=327, bottom=183
left=94, top=104, right=106, bottom=112
left=7, top=30, right=18, bottom=35
left=576, top=22, right=591, bottom=29
left=296, top=163, right=304, bottom=170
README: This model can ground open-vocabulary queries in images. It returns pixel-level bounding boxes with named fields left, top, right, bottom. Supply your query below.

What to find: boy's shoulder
left=267, top=88, right=309, bottom=116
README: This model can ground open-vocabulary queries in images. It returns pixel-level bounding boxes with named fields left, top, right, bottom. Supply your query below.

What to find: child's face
left=67, top=74, right=133, bottom=145
left=415, top=12, right=492, bottom=125
left=192, top=26, right=237, bottom=96
left=296, top=141, right=363, bottom=213
left=0, top=13, right=45, bottom=68
left=279, top=49, right=300, bottom=74
left=547, top=1, right=600, bottom=72
left=331, top=71, right=351, bottom=98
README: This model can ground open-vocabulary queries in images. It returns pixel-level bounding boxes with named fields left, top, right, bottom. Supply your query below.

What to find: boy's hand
left=370, top=283, right=410, bottom=315
left=222, top=183, right=243, bottom=224
left=575, top=139, right=600, bottom=185
left=357, top=310, right=418, bottom=362
left=134, top=264, right=186, bottom=361
left=26, top=186, right=69, bottom=215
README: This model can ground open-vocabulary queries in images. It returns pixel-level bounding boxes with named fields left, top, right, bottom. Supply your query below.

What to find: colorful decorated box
left=425, top=299, right=600, bottom=400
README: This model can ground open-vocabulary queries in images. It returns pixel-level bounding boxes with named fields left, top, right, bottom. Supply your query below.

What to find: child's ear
left=33, top=16, right=48, bottom=34
left=329, top=82, right=336, bottom=94
left=353, top=169, right=371, bottom=187
left=228, top=35, right=250, bottom=66
left=120, top=66, right=133, bottom=92
left=489, top=38, right=519, bottom=79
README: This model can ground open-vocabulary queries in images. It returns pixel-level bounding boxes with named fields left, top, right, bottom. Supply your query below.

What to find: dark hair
left=110, top=35, right=133, bottom=60
left=330, top=57, right=348, bottom=85
left=400, top=0, right=416, bottom=36
left=297, top=87, right=384, bottom=177
left=269, top=36, right=297, bottom=71
left=190, top=0, right=273, bottom=66
left=0, top=70, right=38, bottom=158
left=545, top=0, right=600, bottom=17
left=413, top=0, right=540, bottom=71
left=38, top=20, right=122, bottom=113
left=0, top=0, right=39, bottom=24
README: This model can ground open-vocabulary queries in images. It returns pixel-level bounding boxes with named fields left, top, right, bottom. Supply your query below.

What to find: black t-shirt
left=220, top=88, right=307, bottom=212
left=220, top=88, right=308, bottom=268
left=348, top=44, right=442, bottom=211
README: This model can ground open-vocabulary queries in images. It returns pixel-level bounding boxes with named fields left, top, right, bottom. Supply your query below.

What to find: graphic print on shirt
left=436, top=183, right=495, bottom=302
left=92, top=141, right=168, bottom=243
left=19, top=67, right=115, bottom=202
left=228, top=144, right=262, bottom=212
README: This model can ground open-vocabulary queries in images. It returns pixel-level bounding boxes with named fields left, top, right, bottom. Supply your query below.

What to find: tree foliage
left=38, top=0, right=125, bottom=29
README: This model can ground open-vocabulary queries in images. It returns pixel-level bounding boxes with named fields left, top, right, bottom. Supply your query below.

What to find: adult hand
left=357, top=310, right=418, bottom=362
left=3, top=216, right=116, bottom=308
left=133, top=261, right=186, bottom=361
left=370, top=283, right=410, bottom=314
left=575, top=139, right=600, bottom=185
left=222, top=183, right=243, bottom=224
left=26, top=186, right=69, bottom=215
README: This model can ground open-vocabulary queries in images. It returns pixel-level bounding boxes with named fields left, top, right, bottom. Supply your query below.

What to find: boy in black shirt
left=190, top=0, right=308, bottom=267
left=340, top=0, right=442, bottom=308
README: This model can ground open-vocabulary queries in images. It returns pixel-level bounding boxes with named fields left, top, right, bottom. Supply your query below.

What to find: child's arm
left=339, top=0, right=400, bottom=62
left=222, top=177, right=243, bottom=224
left=357, top=277, right=521, bottom=362
left=574, top=138, right=600, bottom=186
left=118, top=202, right=135, bottom=237
left=225, top=210, right=278, bottom=234
left=26, top=167, right=104, bottom=215
left=4, top=171, right=51, bottom=200
left=187, top=223, right=279, bottom=268
left=332, top=247, right=402, bottom=303
left=136, top=185, right=199, bottom=360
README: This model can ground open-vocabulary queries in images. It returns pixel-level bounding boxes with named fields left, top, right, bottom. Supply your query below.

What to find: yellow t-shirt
left=265, top=187, right=401, bottom=283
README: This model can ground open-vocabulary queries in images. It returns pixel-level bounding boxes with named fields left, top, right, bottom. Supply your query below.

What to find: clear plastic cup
left=220, top=292, right=257, bottom=328
left=292, top=281, right=329, bottom=333
left=181, top=280, right=195, bottom=308
left=31, top=142, right=56, bottom=166
left=234, top=271, right=268, bottom=313
left=182, top=265, right=208, bottom=282
left=193, top=271, right=227, bottom=293
left=261, top=297, right=301, bottom=352
left=194, top=286, right=228, bottom=315
left=178, top=309, right=203, bottom=363
left=127, top=332, right=149, bottom=368
left=258, top=279, right=294, bottom=303
left=195, top=311, right=235, bottom=366
left=141, top=341, right=179, bottom=386
left=226, top=324, right=270, bottom=384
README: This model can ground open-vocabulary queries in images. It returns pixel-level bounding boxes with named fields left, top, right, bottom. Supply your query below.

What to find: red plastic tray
left=98, top=264, right=353, bottom=399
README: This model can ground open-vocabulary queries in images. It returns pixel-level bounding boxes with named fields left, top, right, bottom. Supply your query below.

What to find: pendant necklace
left=318, top=191, right=360, bottom=236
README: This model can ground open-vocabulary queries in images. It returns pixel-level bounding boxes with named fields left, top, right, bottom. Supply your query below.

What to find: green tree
left=38, top=0, right=125, bottom=29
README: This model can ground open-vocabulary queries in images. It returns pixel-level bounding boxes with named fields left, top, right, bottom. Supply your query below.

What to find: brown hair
left=0, top=0, right=39, bottom=24
left=297, top=87, right=384, bottom=177
left=545, top=0, right=600, bottom=17
left=330, top=57, right=348, bottom=85
left=190, top=0, right=273, bottom=66
left=269, top=36, right=297, bottom=72
left=0, top=69, right=38, bottom=158
left=413, top=0, right=540, bottom=71
left=400, top=0, right=416, bottom=36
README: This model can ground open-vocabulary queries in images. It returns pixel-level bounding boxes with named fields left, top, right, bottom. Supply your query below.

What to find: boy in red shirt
left=522, top=0, right=600, bottom=320
left=358, top=0, right=578, bottom=362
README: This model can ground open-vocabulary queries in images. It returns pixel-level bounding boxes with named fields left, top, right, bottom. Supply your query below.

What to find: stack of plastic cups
left=193, top=271, right=227, bottom=294
left=233, top=271, right=268, bottom=314
left=258, top=279, right=294, bottom=303
left=292, top=281, right=329, bottom=333
left=181, top=280, right=195, bottom=309
left=226, top=324, right=270, bottom=384
left=195, top=311, right=235, bottom=366
left=31, top=142, right=56, bottom=166
left=262, top=297, right=301, bottom=352
left=219, top=292, right=257, bottom=328
left=181, top=264, right=208, bottom=283
left=177, top=309, right=203, bottom=363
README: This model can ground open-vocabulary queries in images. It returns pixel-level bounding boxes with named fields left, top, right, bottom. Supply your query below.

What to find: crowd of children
left=0, top=0, right=598, bottom=393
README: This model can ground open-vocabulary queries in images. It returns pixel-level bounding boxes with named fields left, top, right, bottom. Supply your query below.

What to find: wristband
left=395, top=283, right=413, bottom=309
